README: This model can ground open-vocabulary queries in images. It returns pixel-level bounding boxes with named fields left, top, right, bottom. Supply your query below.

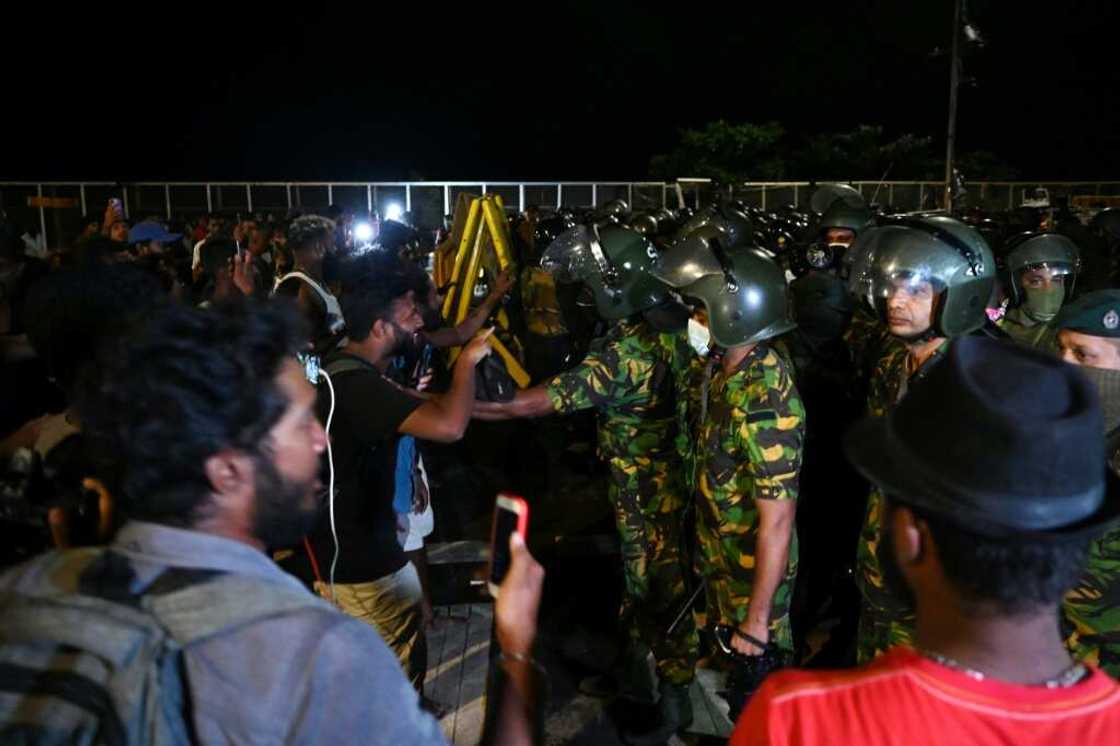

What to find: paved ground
left=423, top=415, right=735, bottom=745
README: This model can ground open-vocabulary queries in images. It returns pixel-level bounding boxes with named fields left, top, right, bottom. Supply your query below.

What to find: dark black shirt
left=308, top=353, right=422, bottom=583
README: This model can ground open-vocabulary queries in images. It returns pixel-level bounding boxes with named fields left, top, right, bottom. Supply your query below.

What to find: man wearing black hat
left=730, top=337, right=1120, bottom=746
left=1056, top=289, right=1120, bottom=676
left=845, top=217, right=997, bottom=663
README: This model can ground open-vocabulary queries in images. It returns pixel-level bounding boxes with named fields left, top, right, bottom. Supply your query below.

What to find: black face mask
left=641, top=299, right=690, bottom=333
left=1077, top=364, right=1120, bottom=434
left=251, top=452, right=321, bottom=550
left=791, top=273, right=852, bottom=342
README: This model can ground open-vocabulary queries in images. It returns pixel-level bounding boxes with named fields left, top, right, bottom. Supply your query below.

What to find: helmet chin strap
left=893, top=326, right=940, bottom=344
left=588, top=223, right=620, bottom=292
left=705, top=237, right=740, bottom=293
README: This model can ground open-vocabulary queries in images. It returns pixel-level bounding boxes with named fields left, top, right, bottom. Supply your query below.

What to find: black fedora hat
left=845, top=335, right=1120, bottom=539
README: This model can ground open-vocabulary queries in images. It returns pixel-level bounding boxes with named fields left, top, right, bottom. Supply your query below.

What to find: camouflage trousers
left=856, top=596, right=915, bottom=664
left=608, top=470, right=698, bottom=686
left=693, top=499, right=797, bottom=653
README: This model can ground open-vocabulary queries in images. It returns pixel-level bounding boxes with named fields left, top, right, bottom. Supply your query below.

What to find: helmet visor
left=541, top=225, right=601, bottom=284
left=652, top=234, right=725, bottom=288
left=873, top=269, right=946, bottom=303
left=1018, top=262, right=1074, bottom=290
left=848, top=243, right=948, bottom=307
left=810, top=183, right=866, bottom=215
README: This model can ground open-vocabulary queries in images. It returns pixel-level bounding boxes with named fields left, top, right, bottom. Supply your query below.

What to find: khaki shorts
left=316, top=562, right=425, bottom=686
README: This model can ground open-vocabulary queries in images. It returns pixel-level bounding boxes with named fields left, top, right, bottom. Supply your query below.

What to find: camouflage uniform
left=1064, top=431, right=1120, bottom=677
left=996, top=307, right=1060, bottom=355
left=843, top=304, right=892, bottom=385
left=545, top=318, right=698, bottom=685
left=855, top=338, right=947, bottom=663
left=1064, top=527, right=1120, bottom=676
left=689, top=343, right=805, bottom=652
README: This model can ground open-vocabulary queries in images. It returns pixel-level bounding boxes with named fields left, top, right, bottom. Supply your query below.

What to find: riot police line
left=489, top=184, right=1120, bottom=741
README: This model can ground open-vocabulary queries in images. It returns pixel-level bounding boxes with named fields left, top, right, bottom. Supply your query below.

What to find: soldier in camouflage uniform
left=474, top=223, right=699, bottom=745
left=692, top=344, right=804, bottom=649
left=1055, top=290, right=1120, bottom=675
left=996, top=233, right=1080, bottom=354
left=843, top=303, right=893, bottom=390
left=845, top=217, right=996, bottom=663
left=653, top=230, right=803, bottom=718
left=854, top=335, right=926, bottom=662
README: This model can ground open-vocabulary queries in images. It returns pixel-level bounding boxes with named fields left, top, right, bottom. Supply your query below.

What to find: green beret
left=1054, top=290, right=1120, bottom=338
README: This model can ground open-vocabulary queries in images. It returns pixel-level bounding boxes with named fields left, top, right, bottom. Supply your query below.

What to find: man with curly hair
left=274, top=215, right=346, bottom=353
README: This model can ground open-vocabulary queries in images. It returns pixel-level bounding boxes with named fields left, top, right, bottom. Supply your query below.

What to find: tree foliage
left=650, top=121, right=1013, bottom=182
left=649, top=120, right=786, bottom=183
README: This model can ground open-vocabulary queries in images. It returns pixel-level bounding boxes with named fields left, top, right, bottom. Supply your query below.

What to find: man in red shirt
left=733, top=336, right=1120, bottom=746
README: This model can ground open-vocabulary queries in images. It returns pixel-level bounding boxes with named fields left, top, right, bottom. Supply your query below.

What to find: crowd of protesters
left=1, top=188, right=1120, bottom=746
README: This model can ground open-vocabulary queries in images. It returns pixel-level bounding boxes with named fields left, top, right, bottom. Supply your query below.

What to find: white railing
left=4, top=180, right=1120, bottom=249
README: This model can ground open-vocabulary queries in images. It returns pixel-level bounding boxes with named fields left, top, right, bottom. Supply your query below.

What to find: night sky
left=7, top=1, right=1120, bottom=181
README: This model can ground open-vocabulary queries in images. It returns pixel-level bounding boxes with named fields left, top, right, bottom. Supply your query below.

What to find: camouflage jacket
left=1064, top=429, right=1120, bottom=675
left=691, top=343, right=805, bottom=637
left=857, top=338, right=947, bottom=613
left=843, top=305, right=892, bottom=385
left=1065, top=524, right=1120, bottom=676
left=692, top=344, right=805, bottom=511
left=996, top=307, right=1060, bottom=355
left=679, top=341, right=805, bottom=491
left=677, top=353, right=707, bottom=488
left=545, top=317, right=694, bottom=501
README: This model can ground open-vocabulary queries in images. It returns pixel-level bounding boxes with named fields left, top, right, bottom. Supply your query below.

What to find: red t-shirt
left=732, top=647, right=1120, bottom=746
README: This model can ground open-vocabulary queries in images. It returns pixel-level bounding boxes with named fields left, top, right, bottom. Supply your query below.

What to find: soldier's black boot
left=578, top=642, right=658, bottom=705
left=621, top=680, right=693, bottom=746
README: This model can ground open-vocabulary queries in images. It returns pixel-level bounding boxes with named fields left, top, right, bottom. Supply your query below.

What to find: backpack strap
left=1, top=548, right=330, bottom=653
left=323, top=355, right=372, bottom=379
left=0, top=662, right=129, bottom=746
left=82, top=548, right=334, bottom=646
left=0, top=550, right=174, bottom=674
left=143, top=573, right=332, bottom=647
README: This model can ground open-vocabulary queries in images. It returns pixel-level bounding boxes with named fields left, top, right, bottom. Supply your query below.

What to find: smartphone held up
left=488, top=493, right=529, bottom=598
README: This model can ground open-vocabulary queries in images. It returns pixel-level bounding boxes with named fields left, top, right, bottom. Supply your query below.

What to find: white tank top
left=273, top=271, right=346, bottom=336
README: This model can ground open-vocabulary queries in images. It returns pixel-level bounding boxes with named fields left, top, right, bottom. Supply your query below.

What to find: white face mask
left=687, top=317, right=711, bottom=356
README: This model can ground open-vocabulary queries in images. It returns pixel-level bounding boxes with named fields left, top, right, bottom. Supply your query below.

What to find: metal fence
left=4, top=179, right=1120, bottom=249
